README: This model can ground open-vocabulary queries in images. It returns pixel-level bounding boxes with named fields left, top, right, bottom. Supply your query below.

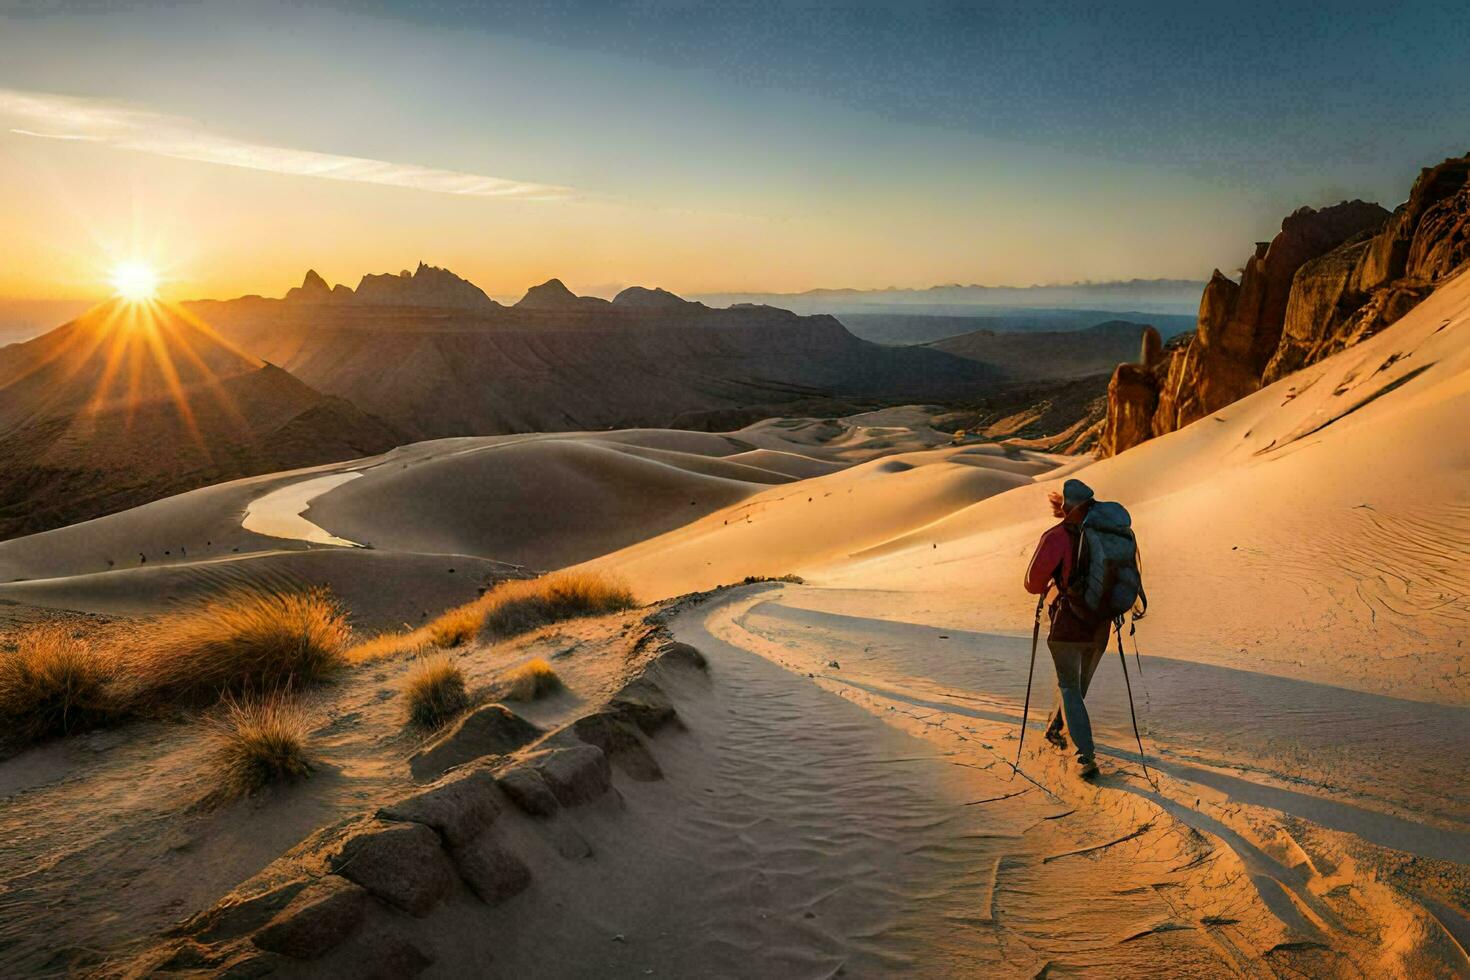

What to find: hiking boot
left=1044, top=727, right=1068, bottom=751
left=1074, top=757, right=1100, bottom=780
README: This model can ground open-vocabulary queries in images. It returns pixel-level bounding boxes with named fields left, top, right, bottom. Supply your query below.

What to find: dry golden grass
left=0, top=625, right=122, bottom=742
left=427, top=604, right=484, bottom=648
left=124, top=589, right=350, bottom=706
left=503, top=657, right=564, bottom=701
left=210, top=695, right=315, bottom=795
left=477, top=571, right=637, bottom=639
left=349, top=572, right=636, bottom=664
left=403, top=653, right=470, bottom=727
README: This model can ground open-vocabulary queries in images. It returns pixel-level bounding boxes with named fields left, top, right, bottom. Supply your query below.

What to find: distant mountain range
left=690, top=279, right=1206, bottom=316
left=188, top=266, right=995, bottom=440
left=0, top=262, right=1189, bottom=539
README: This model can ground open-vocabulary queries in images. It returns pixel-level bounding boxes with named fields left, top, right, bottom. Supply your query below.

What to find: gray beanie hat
left=1062, top=478, right=1095, bottom=508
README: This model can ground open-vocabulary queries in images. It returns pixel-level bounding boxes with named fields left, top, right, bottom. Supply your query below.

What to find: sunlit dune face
left=109, top=261, right=160, bottom=302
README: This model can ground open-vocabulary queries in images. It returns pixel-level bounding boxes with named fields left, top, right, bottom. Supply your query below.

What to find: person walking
left=1023, top=478, right=1111, bottom=779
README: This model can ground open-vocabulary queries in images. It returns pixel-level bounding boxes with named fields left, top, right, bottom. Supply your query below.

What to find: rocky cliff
left=1100, top=154, right=1470, bottom=457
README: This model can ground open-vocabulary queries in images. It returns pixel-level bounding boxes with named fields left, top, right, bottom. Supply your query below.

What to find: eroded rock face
left=326, top=820, right=456, bottom=917
left=1099, top=154, right=1470, bottom=457
left=379, top=767, right=503, bottom=846
left=408, top=703, right=542, bottom=780
left=448, top=833, right=533, bottom=905
left=251, top=875, right=368, bottom=960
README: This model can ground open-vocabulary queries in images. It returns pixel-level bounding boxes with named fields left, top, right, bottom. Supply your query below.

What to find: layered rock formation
left=1100, top=154, right=1470, bottom=457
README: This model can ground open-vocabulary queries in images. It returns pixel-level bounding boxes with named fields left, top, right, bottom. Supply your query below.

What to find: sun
left=109, top=260, right=160, bottom=302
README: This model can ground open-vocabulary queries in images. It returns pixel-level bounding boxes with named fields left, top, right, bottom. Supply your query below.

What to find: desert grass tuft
left=403, top=653, right=470, bottom=727
left=0, top=625, right=122, bottom=742
left=426, top=603, right=484, bottom=649
left=210, top=695, right=315, bottom=796
left=477, top=571, right=638, bottom=638
left=503, top=657, right=564, bottom=701
left=124, top=589, right=350, bottom=706
left=346, top=572, right=636, bottom=664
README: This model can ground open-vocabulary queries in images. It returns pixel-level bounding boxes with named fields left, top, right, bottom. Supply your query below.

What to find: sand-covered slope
left=599, top=269, right=1470, bottom=706
left=0, top=419, right=932, bottom=629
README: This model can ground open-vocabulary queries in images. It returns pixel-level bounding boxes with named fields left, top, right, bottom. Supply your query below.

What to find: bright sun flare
left=110, top=260, right=160, bottom=302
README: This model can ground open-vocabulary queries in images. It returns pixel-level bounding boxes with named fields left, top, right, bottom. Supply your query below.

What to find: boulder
left=523, top=744, right=613, bottom=806
left=654, top=640, right=708, bottom=670
left=325, top=820, right=455, bottom=917
left=609, top=677, right=679, bottom=734
left=408, top=703, right=541, bottom=780
left=571, top=712, right=664, bottom=781
left=251, top=875, right=368, bottom=959
left=448, top=833, right=533, bottom=905
left=496, top=764, right=561, bottom=817
left=379, top=767, right=502, bottom=847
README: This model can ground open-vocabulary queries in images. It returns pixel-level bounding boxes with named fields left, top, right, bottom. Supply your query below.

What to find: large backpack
left=1067, top=500, right=1147, bottom=622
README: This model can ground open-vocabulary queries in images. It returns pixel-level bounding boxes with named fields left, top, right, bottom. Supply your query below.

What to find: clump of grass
left=426, top=604, right=484, bottom=649
left=478, top=571, right=637, bottom=638
left=0, top=625, right=122, bottom=742
left=210, top=695, right=315, bottom=796
left=403, top=653, right=470, bottom=727
left=741, top=574, right=805, bottom=585
left=125, top=589, right=350, bottom=706
left=503, top=657, right=564, bottom=702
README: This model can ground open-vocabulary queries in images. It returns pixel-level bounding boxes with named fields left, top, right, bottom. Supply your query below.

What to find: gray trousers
left=1044, top=622, right=1111, bottom=762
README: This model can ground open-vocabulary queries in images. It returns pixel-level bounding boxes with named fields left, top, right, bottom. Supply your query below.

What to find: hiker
left=1022, top=478, right=1112, bottom=778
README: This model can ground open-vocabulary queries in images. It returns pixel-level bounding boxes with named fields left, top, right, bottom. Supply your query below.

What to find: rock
left=609, top=677, right=678, bottom=734
left=251, top=875, right=368, bottom=959
left=325, top=820, right=454, bottom=917
left=284, top=269, right=337, bottom=302
left=612, top=285, right=697, bottom=310
left=353, top=262, right=499, bottom=311
left=448, top=833, right=533, bottom=905
left=408, top=703, right=541, bottom=780
left=524, top=744, right=613, bottom=805
left=1264, top=237, right=1373, bottom=382
left=570, top=712, right=663, bottom=781
left=654, top=640, right=707, bottom=670
left=174, top=878, right=309, bottom=943
left=1138, top=325, right=1164, bottom=368
left=378, top=767, right=502, bottom=847
left=514, top=277, right=610, bottom=311
left=1099, top=362, right=1159, bottom=457
left=496, top=764, right=562, bottom=817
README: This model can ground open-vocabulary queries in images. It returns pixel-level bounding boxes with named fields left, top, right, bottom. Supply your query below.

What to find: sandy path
left=687, top=586, right=1470, bottom=975
left=465, top=589, right=1237, bottom=977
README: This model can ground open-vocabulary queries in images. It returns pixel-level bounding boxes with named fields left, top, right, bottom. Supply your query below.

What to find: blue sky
left=0, top=0, right=1465, bottom=299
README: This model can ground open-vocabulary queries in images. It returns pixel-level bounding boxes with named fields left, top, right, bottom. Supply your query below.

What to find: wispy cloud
left=0, top=87, right=572, bottom=201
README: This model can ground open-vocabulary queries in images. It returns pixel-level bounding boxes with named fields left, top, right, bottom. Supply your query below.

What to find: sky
left=0, top=0, right=1466, bottom=303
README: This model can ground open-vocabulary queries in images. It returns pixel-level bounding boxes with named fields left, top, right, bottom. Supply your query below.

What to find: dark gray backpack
left=1068, top=500, right=1146, bottom=621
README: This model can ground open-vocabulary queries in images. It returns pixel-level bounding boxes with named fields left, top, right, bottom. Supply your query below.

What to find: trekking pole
left=1012, top=594, right=1044, bottom=775
left=1115, top=620, right=1155, bottom=787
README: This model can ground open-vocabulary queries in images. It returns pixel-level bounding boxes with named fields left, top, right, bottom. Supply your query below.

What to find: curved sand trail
left=687, top=586, right=1470, bottom=976
left=241, top=471, right=365, bottom=546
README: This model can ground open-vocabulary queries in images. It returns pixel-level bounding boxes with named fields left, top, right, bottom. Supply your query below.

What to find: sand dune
left=600, top=269, right=1470, bottom=706
left=0, top=421, right=879, bottom=623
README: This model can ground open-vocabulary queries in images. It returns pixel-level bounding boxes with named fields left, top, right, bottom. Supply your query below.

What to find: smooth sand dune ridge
left=794, top=269, right=1470, bottom=706
left=304, top=438, right=795, bottom=570
left=583, top=443, right=1056, bottom=597
left=0, top=425, right=845, bottom=621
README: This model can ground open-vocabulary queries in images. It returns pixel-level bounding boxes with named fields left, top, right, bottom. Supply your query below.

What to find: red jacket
left=1024, top=516, right=1102, bottom=642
